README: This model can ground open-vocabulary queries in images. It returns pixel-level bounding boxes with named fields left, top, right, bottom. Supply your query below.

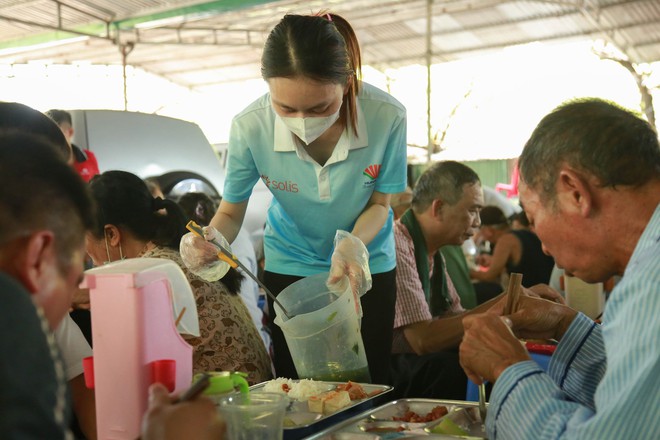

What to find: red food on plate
left=393, top=405, right=448, bottom=423
left=335, top=381, right=368, bottom=400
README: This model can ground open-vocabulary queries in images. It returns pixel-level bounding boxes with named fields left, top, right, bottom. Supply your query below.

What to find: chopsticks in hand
left=504, top=273, right=523, bottom=315
left=172, top=373, right=211, bottom=404
left=477, top=273, right=523, bottom=424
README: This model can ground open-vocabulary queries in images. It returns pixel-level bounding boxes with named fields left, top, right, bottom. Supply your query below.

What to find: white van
left=69, top=109, right=270, bottom=236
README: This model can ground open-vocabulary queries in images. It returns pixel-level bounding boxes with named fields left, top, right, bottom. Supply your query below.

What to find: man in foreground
left=0, top=129, right=224, bottom=439
left=460, top=98, right=660, bottom=439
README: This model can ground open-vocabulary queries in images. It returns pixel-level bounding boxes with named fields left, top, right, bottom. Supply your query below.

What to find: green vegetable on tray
left=429, top=417, right=469, bottom=436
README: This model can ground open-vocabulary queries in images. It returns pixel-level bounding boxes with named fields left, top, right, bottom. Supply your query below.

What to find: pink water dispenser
left=82, top=258, right=199, bottom=440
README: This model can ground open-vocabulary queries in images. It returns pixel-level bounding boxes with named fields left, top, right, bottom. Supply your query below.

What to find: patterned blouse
left=141, top=245, right=273, bottom=384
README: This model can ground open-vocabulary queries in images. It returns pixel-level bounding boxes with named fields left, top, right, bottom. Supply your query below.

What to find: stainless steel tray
left=249, top=380, right=393, bottom=431
left=304, top=398, right=487, bottom=439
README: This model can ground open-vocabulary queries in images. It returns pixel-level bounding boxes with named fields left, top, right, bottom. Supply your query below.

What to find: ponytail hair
left=88, top=171, right=244, bottom=295
left=261, top=12, right=362, bottom=135
left=326, top=12, right=361, bottom=135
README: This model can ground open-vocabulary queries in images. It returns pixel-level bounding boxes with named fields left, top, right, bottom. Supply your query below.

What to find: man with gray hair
left=460, top=98, right=660, bottom=439
left=390, top=161, right=494, bottom=399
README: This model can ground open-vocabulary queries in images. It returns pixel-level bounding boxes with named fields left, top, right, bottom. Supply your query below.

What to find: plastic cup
left=218, top=392, right=287, bottom=440
left=151, top=359, right=176, bottom=392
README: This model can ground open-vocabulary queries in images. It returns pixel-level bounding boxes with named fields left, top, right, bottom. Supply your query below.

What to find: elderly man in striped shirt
left=460, top=99, right=660, bottom=439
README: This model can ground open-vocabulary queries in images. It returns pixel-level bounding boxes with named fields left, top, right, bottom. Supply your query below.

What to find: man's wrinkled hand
left=141, top=383, right=226, bottom=440
left=507, top=296, right=577, bottom=341
left=525, top=284, right=566, bottom=304
left=460, top=313, right=530, bottom=384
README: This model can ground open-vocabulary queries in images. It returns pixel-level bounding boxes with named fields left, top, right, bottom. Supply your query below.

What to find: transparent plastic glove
left=179, top=225, right=231, bottom=282
left=327, top=230, right=372, bottom=298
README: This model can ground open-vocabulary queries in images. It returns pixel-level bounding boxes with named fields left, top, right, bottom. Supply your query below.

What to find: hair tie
left=152, top=197, right=166, bottom=211
left=315, top=11, right=333, bottom=22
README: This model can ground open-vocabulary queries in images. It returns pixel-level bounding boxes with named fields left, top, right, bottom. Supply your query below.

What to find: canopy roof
left=1, top=0, right=658, bottom=90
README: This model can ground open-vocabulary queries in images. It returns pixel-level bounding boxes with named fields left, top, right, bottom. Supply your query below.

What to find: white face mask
left=279, top=107, right=341, bottom=144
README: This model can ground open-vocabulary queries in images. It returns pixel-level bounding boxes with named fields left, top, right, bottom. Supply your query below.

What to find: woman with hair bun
left=85, top=171, right=272, bottom=384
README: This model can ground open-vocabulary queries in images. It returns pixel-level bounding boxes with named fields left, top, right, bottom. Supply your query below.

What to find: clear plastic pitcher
left=273, top=273, right=371, bottom=382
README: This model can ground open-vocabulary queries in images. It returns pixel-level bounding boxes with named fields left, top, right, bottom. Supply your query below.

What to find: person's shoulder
left=509, top=229, right=526, bottom=238
left=358, top=82, right=406, bottom=114
left=500, top=231, right=523, bottom=248
left=233, top=93, right=273, bottom=122
left=513, top=229, right=542, bottom=246
left=71, top=143, right=88, bottom=162
left=147, top=245, right=185, bottom=265
left=393, top=218, right=406, bottom=234
left=142, top=246, right=188, bottom=274
left=0, top=272, right=49, bottom=354
left=626, top=217, right=660, bottom=279
left=0, top=272, right=34, bottom=311
left=394, top=219, right=413, bottom=244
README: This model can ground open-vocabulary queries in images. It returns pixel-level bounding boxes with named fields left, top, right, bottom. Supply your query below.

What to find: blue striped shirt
left=488, top=203, right=660, bottom=439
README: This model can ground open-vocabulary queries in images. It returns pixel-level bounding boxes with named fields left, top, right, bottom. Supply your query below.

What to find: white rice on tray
left=262, top=378, right=292, bottom=394
left=262, top=378, right=328, bottom=401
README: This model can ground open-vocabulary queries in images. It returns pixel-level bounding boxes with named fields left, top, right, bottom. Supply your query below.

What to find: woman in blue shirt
left=181, top=13, right=407, bottom=384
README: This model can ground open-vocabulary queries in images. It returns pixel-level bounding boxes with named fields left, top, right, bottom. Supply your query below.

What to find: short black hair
left=479, top=206, right=508, bottom=227
left=45, top=109, right=73, bottom=126
left=88, top=170, right=188, bottom=250
left=0, top=131, right=95, bottom=268
left=411, top=161, right=481, bottom=212
left=0, top=102, right=71, bottom=162
left=88, top=172, right=244, bottom=295
left=519, top=98, right=660, bottom=201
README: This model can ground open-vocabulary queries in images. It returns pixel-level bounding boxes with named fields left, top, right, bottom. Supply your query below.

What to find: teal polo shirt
left=223, top=82, right=408, bottom=276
